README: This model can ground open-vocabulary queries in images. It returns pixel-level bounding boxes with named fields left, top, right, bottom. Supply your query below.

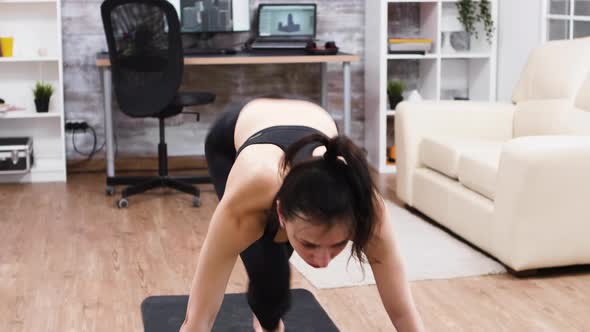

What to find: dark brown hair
left=272, top=133, right=380, bottom=264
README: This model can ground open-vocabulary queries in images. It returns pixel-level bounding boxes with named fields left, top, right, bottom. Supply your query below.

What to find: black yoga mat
left=141, top=288, right=339, bottom=332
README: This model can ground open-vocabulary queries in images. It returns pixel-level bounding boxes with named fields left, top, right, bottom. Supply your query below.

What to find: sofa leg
left=507, top=267, right=539, bottom=278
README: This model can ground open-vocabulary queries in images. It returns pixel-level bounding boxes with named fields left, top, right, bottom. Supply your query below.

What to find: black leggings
left=204, top=101, right=294, bottom=330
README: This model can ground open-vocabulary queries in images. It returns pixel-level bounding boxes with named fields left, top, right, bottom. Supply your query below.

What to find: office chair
left=101, top=0, right=215, bottom=208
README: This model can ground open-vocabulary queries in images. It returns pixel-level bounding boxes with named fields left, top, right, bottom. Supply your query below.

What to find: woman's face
left=278, top=209, right=351, bottom=269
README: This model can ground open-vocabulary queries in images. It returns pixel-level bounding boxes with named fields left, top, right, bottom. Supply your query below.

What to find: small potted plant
left=32, top=81, right=53, bottom=113
left=387, top=79, right=405, bottom=110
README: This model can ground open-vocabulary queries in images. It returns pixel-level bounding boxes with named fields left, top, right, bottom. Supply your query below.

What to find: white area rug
left=290, top=200, right=507, bottom=289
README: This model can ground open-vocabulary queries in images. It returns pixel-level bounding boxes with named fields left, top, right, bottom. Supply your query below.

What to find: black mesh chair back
left=101, top=0, right=183, bottom=118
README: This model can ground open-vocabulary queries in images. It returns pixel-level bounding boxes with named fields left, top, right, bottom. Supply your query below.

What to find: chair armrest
left=491, top=136, right=590, bottom=271
left=394, top=100, right=515, bottom=205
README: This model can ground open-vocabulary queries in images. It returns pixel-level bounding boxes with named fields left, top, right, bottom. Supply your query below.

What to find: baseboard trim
left=67, top=155, right=209, bottom=174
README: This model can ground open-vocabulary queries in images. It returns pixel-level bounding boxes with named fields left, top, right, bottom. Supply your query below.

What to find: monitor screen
left=168, top=0, right=250, bottom=33
left=257, top=4, right=316, bottom=38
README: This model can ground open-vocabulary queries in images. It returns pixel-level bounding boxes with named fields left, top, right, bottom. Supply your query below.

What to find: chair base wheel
left=117, top=198, right=129, bottom=209
left=106, top=186, right=116, bottom=196
left=192, top=196, right=201, bottom=207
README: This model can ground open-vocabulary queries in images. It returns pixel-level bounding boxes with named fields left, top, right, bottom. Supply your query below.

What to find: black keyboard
left=183, top=48, right=237, bottom=56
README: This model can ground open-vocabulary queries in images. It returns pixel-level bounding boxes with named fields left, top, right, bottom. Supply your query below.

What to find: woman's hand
left=179, top=320, right=210, bottom=332
left=179, top=321, right=196, bottom=332
left=182, top=157, right=280, bottom=331
left=364, top=198, right=425, bottom=332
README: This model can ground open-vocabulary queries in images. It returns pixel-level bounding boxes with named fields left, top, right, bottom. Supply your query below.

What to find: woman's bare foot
left=253, top=314, right=285, bottom=332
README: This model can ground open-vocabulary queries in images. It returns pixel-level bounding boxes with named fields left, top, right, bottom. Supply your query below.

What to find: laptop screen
left=257, top=4, right=316, bottom=38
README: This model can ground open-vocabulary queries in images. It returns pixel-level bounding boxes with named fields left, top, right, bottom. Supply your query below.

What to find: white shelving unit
left=365, top=0, right=498, bottom=173
left=0, top=0, right=66, bottom=183
left=0, top=57, right=60, bottom=62
left=542, top=0, right=590, bottom=40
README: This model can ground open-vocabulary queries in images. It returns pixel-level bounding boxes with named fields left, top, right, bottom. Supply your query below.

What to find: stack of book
left=388, top=38, right=432, bottom=55
left=0, top=103, right=25, bottom=115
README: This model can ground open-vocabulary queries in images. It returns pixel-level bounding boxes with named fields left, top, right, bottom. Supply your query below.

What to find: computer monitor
left=168, top=0, right=250, bottom=33
left=257, top=4, right=316, bottom=39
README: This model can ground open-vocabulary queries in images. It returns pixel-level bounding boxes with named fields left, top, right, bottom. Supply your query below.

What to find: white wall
left=496, top=0, right=544, bottom=102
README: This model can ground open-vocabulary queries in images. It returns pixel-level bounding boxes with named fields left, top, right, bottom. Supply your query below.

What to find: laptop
left=249, top=4, right=317, bottom=50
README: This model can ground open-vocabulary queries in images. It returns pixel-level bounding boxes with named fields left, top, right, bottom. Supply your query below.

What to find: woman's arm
left=179, top=200, right=260, bottom=331
left=364, top=197, right=425, bottom=332
left=180, top=157, right=281, bottom=331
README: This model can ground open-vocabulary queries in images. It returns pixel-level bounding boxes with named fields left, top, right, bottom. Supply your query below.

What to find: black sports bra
left=236, top=125, right=327, bottom=242
left=236, top=125, right=326, bottom=161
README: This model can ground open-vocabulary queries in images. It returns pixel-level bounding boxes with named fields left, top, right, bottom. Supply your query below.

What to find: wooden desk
left=96, top=52, right=360, bottom=180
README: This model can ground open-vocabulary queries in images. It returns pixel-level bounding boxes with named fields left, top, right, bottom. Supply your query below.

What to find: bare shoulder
left=372, top=196, right=389, bottom=237
left=220, top=145, right=283, bottom=217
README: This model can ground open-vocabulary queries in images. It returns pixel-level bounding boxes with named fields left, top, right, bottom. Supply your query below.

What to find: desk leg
left=343, top=61, right=351, bottom=136
left=102, top=67, right=115, bottom=179
left=320, top=63, right=328, bottom=110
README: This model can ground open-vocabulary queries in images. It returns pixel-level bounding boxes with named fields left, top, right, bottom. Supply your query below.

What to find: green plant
left=387, top=79, right=405, bottom=98
left=456, top=0, right=495, bottom=44
left=456, top=0, right=477, bottom=37
left=32, top=81, right=54, bottom=101
left=478, top=0, right=495, bottom=43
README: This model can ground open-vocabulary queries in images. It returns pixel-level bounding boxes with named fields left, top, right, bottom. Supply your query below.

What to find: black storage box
left=0, top=137, right=35, bottom=174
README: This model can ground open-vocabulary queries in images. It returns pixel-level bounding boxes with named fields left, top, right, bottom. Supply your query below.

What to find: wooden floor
left=1, top=172, right=590, bottom=332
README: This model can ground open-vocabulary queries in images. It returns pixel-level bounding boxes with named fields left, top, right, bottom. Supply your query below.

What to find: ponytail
left=275, top=133, right=380, bottom=265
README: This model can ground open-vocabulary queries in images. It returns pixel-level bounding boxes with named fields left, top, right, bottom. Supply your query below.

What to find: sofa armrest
left=395, top=100, right=515, bottom=205
left=491, top=136, right=590, bottom=271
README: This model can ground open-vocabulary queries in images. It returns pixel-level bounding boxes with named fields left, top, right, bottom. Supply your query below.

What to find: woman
left=180, top=97, right=424, bottom=332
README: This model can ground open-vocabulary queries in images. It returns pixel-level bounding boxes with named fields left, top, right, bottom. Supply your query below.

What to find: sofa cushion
left=575, top=74, right=590, bottom=112
left=420, top=137, right=503, bottom=180
left=420, top=138, right=463, bottom=179
left=458, top=145, right=503, bottom=200
left=512, top=37, right=590, bottom=103
left=513, top=99, right=590, bottom=137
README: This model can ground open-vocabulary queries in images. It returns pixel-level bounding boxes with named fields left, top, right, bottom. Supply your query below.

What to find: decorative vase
left=441, top=31, right=455, bottom=53
left=450, top=31, right=471, bottom=52
left=35, top=98, right=50, bottom=113
left=388, top=95, right=403, bottom=110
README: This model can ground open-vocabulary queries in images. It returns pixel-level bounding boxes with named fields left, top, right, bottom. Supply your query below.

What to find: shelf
left=388, top=0, right=437, bottom=2
left=441, top=57, right=491, bottom=101
left=387, top=53, right=491, bottom=59
left=0, top=0, right=65, bottom=183
left=388, top=1, right=439, bottom=48
left=0, top=0, right=56, bottom=3
left=0, top=110, right=61, bottom=119
left=0, top=157, right=65, bottom=183
left=383, top=164, right=397, bottom=173
left=31, top=157, right=64, bottom=173
left=388, top=58, right=438, bottom=100
left=366, top=0, right=497, bottom=174
left=0, top=57, right=59, bottom=63
left=441, top=53, right=492, bottom=59
left=387, top=53, right=437, bottom=59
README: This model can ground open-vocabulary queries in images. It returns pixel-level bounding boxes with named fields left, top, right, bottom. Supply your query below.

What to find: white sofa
left=395, top=37, right=590, bottom=273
